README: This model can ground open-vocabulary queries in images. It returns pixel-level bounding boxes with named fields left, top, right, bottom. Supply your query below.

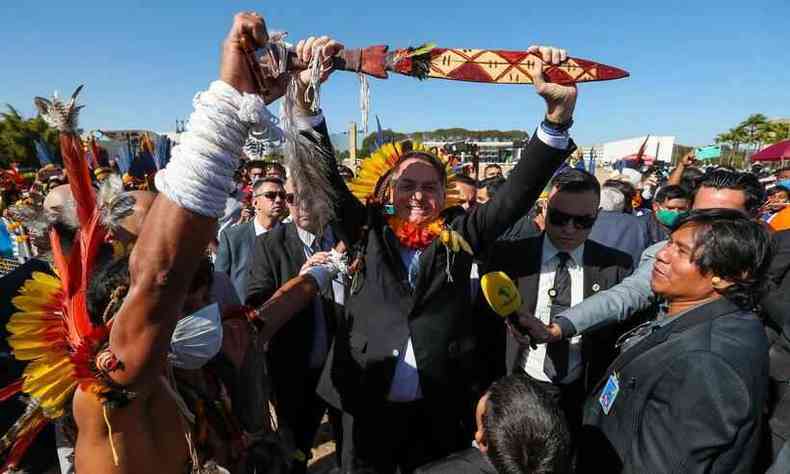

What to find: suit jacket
left=215, top=221, right=256, bottom=300
left=480, top=235, right=633, bottom=389
left=414, top=447, right=496, bottom=474
left=317, top=134, right=574, bottom=414
left=589, top=210, right=649, bottom=268
left=245, top=223, right=338, bottom=396
left=581, top=298, right=769, bottom=473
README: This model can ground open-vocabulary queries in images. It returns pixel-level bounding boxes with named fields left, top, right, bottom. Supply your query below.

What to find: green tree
left=738, top=113, right=768, bottom=153
left=0, top=105, right=60, bottom=167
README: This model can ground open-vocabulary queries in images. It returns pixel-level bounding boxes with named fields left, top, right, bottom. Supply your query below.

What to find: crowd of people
left=2, top=11, right=790, bottom=474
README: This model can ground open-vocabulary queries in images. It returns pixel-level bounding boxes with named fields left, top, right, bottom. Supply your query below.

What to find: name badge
left=599, top=372, right=620, bottom=415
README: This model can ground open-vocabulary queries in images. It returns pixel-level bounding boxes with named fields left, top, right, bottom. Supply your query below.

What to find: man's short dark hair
left=87, top=256, right=131, bottom=326
left=673, top=208, right=771, bottom=310
left=655, top=184, right=690, bottom=204
left=484, top=374, right=571, bottom=474
left=266, top=162, right=287, bottom=177
left=252, top=176, right=284, bottom=192
left=693, top=169, right=766, bottom=217
left=680, top=166, right=704, bottom=193
left=553, top=169, right=601, bottom=196
left=455, top=174, right=477, bottom=187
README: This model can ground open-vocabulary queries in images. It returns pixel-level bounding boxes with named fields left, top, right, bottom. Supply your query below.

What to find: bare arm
left=668, top=151, right=695, bottom=186
left=107, top=12, right=269, bottom=390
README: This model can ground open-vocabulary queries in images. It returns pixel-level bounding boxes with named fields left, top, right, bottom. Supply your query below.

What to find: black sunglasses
left=547, top=208, right=597, bottom=229
left=255, top=191, right=287, bottom=201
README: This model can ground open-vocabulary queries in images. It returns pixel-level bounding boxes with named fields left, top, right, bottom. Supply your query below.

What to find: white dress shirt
left=521, top=237, right=585, bottom=384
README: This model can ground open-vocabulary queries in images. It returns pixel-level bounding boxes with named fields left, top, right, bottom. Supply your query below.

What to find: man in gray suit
left=215, top=176, right=286, bottom=299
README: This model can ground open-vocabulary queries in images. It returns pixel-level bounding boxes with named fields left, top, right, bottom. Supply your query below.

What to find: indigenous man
left=1, top=12, right=340, bottom=474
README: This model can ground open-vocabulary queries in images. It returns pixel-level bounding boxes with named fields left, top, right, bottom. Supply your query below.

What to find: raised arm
left=455, top=46, right=577, bottom=254
left=108, top=13, right=272, bottom=389
left=291, top=37, right=366, bottom=245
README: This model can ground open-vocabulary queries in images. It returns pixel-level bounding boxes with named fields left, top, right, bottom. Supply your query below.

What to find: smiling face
left=391, top=157, right=445, bottom=225
left=651, top=223, right=717, bottom=304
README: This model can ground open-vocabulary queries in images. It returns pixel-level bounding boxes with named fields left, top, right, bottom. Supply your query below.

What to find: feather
left=33, top=85, right=84, bottom=134
left=0, top=380, right=23, bottom=402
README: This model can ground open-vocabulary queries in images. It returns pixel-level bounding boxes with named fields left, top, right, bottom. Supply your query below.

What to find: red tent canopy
left=751, top=140, right=790, bottom=162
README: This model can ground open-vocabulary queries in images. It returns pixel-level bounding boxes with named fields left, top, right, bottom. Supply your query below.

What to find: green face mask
left=656, top=208, right=683, bottom=227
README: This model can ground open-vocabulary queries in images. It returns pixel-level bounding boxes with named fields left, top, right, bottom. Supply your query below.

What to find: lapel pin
left=592, top=283, right=601, bottom=292
left=548, top=288, right=558, bottom=298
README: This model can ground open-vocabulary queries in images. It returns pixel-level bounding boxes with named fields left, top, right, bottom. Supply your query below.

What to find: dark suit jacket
left=581, top=298, right=769, bottom=473
left=414, top=447, right=496, bottom=474
left=245, top=223, right=338, bottom=404
left=589, top=210, right=649, bottom=268
left=761, top=230, right=790, bottom=460
left=215, top=221, right=256, bottom=299
left=479, top=235, right=633, bottom=390
left=316, top=134, right=574, bottom=417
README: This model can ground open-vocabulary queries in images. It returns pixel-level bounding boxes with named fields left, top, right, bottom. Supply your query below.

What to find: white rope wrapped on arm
left=155, top=80, right=280, bottom=218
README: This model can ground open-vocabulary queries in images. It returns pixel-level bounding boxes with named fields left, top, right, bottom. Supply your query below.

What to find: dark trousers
left=340, top=399, right=463, bottom=474
left=272, top=367, right=336, bottom=474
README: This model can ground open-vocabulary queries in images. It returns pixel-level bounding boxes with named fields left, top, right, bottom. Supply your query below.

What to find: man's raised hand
left=526, top=45, right=577, bottom=125
left=220, top=12, right=269, bottom=94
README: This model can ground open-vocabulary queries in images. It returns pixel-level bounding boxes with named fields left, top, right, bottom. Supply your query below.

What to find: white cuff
left=536, top=126, right=571, bottom=150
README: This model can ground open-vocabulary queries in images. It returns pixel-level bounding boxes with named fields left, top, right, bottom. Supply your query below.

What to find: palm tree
left=738, top=114, right=769, bottom=154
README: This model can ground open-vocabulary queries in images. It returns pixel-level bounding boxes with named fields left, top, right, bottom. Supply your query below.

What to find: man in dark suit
left=245, top=176, right=341, bottom=474
left=215, top=176, right=286, bottom=299
left=480, top=169, right=633, bottom=440
left=312, top=45, right=579, bottom=473
left=581, top=209, right=770, bottom=473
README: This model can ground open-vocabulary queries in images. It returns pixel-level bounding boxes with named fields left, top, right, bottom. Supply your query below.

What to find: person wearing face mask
left=0, top=12, right=342, bottom=474
left=308, top=43, right=578, bottom=473
left=646, top=184, right=690, bottom=245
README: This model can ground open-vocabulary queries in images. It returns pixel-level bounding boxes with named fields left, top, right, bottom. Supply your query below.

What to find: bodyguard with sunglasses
left=215, top=176, right=286, bottom=299
left=479, top=169, right=633, bottom=442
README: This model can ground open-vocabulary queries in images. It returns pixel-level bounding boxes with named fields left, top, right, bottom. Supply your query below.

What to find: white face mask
left=168, top=303, right=223, bottom=370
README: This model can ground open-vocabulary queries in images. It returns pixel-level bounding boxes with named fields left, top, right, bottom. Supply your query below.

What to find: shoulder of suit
left=256, top=222, right=289, bottom=244
left=481, top=235, right=542, bottom=271
left=585, top=239, right=634, bottom=268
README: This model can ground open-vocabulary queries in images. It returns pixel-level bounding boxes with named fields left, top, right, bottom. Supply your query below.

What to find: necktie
left=545, top=252, right=571, bottom=381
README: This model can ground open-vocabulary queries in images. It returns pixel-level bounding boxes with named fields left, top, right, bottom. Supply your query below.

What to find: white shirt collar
left=542, top=235, right=584, bottom=267
left=253, top=218, right=278, bottom=236
left=297, top=225, right=317, bottom=249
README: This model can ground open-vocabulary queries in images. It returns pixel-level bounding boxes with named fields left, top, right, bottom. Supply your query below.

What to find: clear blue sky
left=2, top=1, right=787, bottom=146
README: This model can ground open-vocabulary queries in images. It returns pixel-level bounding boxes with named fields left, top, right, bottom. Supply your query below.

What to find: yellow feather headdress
left=348, top=141, right=461, bottom=208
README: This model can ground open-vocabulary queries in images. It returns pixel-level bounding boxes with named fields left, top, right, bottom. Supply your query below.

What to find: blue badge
left=599, top=372, right=620, bottom=415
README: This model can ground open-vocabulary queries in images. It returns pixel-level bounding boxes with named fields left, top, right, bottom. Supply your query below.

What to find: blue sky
left=2, top=1, right=788, bottom=146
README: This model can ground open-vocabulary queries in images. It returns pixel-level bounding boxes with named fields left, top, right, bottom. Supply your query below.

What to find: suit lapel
left=506, top=236, right=543, bottom=373
left=285, top=223, right=307, bottom=274
left=583, top=245, right=602, bottom=299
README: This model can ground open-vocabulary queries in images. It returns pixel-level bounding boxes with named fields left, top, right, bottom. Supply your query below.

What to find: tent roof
left=751, top=140, right=790, bottom=162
